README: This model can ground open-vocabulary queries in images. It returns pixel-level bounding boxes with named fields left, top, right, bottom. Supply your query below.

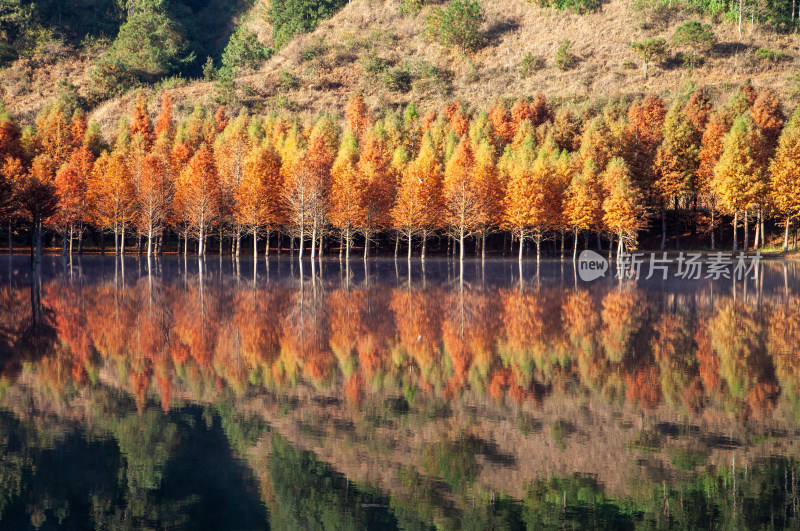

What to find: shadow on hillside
left=714, top=41, right=755, bottom=59
left=485, top=17, right=521, bottom=46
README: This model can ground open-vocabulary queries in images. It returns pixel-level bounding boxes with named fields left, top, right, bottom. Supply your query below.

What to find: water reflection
left=0, top=256, right=799, bottom=529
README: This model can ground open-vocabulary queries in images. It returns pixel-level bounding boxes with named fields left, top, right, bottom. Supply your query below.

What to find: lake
left=0, top=255, right=799, bottom=529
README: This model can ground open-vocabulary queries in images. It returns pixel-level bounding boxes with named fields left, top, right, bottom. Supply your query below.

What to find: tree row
left=1, top=84, right=799, bottom=263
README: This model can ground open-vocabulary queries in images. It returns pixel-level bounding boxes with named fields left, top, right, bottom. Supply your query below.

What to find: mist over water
left=0, top=255, right=799, bottom=529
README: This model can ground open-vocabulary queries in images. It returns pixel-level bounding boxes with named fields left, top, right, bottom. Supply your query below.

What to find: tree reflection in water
left=0, top=256, right=798, bottom=529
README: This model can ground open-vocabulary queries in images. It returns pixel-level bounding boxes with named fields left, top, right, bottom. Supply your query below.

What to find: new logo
left=577, top=250, right=608, bottom=281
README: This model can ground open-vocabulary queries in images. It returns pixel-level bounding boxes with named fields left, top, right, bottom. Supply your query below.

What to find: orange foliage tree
left=174, top=144, right=220, bottom=255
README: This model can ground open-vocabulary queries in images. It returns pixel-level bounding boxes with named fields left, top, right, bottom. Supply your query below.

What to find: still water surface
left=0, top=256, right=799, bottom=529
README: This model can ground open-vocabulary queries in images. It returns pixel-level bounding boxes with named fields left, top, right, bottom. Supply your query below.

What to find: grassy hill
left=2, top=0, right=799, bottom=133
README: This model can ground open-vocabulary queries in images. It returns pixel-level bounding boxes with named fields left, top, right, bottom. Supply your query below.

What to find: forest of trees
left=1, top=84, right=800, bottom=264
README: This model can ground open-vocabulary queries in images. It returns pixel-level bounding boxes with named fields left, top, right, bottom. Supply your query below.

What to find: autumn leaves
left=1, top=85, right=800, bottom=263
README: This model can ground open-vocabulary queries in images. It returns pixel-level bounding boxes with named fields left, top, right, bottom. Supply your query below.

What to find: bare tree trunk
left=739, top=0, right=743, bottom=37
left=114, top=226, right=119, bottom=255
left=395, top=232, right=399, bottom=258
left=299, top=224, right=304, bottom=260
left=482, top=230, right=487, bottom=260
left=744, top=210, right=749, bottom=251
left=711, top=207, right=716, bottom=250
left=518, top=233, right=524, bottom=261
left=407, top=230, right=412, bottom=261
left=311, top=218, right=317, bottom=259
left=459, top=227, right=465, bottom=261
left=78, top=228, right=84, bottom=254
left=29, top=222, right=36, bottom=265
left=253, top=227, right=258, bottom=260
left=573, top=228, right=578, bottom=262
left=364, top=229, right=370, bottom=260
left=36, top=221, right=42, bottom=263
left=733, top=211, right=739, bottom=252
left=754, top=209, right=761, bottom=249
left=318, top=231, right=323, bottom=257
left=784, top=216, right=791, bottom=252
left=121, top=225, right=126, bottom=255
left=421, top=230, right=427, bottom=260
left=199, top=225, right=204, bottom=256
left=147, top=225, right=153, bottom=257
left=660, top=207, right=666, bottom=250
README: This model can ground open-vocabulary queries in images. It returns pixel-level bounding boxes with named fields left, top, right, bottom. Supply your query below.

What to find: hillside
left=2, top=0, right=799, bottom=134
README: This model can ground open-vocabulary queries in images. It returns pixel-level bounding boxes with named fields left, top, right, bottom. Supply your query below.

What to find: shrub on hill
left=269, top=0, right=347, bottom=49
left=426, top=0, right=485, bottom=53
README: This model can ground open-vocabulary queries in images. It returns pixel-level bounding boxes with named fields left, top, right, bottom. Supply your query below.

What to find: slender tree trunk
left=346, top=227, right=351, bottom=261
left=760, top=210, right=765, bottom=248
left=184, top=231, right=188, bottom=257
left=535, top=234, right=541, bottom=263
left=660, top=207, right=666, bottom=251
left=236, top=230, right=241, bottom=259
left=459, top=227, right=465, bottom=261
left=121, top=225, right=126, bottom=255
left=318, top=231, right=323, bottom=258
left=711, top=207, right=716, bottom=250
left=299, top=225, right=304, bottom=260
left=733, top=211, right=739, bottom=252
left=573, top=228, right=578, bottom=262
left=253, top=227, right=258, bottom=260
left=147, top=225, right=153, bottom=257
left=560, top=231, right=565, bottom=261
left=7, top=222, right=12, bottom=254
left=114, top=226, right=119, bottom=255
left=364, top=229, right=370, bottom=260
left=69, top=225, right=74, bottom=255
left=421, top=230, right=427, bottom=260
left=395, top=232, right=399, bottom=258
left=744, top=210, right=749, bottom=251
left=29, top=222, right=35, bottom=265
left=311, top=218, right=317, bottom=260
left=407, top=229, right=412, bottom=261
left=62, top=230, right=67, bottom=255
left=78, top=229, right=83, bottom=254
left=754, top=210, right=761, bottom=249
left=219, top=228, right=223, bottom=256
left=739, top=0, right=743, bottom=37
left=482, top=230, right=487, bottom=260
left=784, top=216, right=791, bottom=252
left=199, top=225, right=204, bottom=256
left=518, top=233, right=524, bottom=261
left=266, top=229, right=271, bottom=258
left=36, top=221, right=42, bottom=263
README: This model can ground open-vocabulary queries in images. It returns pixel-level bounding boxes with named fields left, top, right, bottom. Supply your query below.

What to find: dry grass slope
left=2, top=0, right=799, bottom=134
